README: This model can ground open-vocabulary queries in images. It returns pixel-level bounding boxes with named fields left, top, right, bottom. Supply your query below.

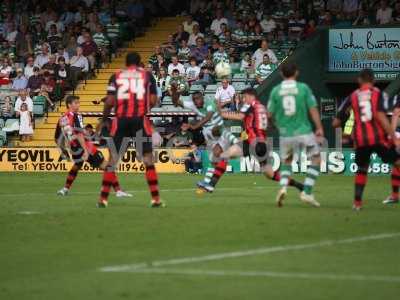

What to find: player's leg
left=201, top=144, right=227, bottom=193
left=385, top=166, right=400, bottom=204
left=299, top=134, right=321, bottom=207
left=353, top=147, right=372, bottom=210
left=57, top=161, right=83, bottom=196
left=276, top=137, right=294, bottom=205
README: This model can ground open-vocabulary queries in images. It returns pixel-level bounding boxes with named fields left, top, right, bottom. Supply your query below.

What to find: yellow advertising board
left=0, top=148, right=189, bottom=173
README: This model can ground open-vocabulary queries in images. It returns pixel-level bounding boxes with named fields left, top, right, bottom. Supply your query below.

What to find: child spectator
left=185, top=57, right=201, bottom=84
left=18, top=102, right=33, bottom=141
left=240, top=52, right=253, bottom=73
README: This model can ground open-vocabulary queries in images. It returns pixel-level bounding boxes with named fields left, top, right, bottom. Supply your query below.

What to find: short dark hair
left=85, top=124, right=93, bottom=130
left=65, top=95, right=79, bottom=107
left=126, top=52, right=141, bottom=66
left=172, top=69, right=179, bottom=74
left=242, top=87, right=258, bottom=97
left=280, top=62, right=298, bottom=78
left=358, top=68, right=374, bottom=83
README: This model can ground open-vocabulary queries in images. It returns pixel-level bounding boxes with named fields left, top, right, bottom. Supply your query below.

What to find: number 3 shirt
left=336, top=84, right=388, bottom=148
left=107, top=66, right=157, bottom=118
left=240, top=99, right=268, bottom=144
left=268, top=79, right=317, bottom=137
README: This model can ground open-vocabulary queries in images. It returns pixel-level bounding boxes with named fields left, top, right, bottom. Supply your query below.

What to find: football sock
left=271, top=171, right=304, bottom=191
left=354, top=168, right=368, bottom=203
left=100, top=171, right=114, bottom=202
left=303, top=165, right=319, bottom=195
left=203, top=167, right=215, bottom=185
left=209, top=160, right=228, bottom=187
left=391, top=166, right=400, bottom=200
left=279, top=164, right=291, bottom=187
left=112, top=173, right=121, bottom=192
left=64, top=164, right=80, bottom=189
left=145, top=165, right=160, bottom=202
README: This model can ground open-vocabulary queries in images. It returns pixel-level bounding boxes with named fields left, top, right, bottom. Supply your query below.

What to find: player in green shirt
left=172, top=91, right=241, bottom=194
left=268, top=62, right=324, bottom=207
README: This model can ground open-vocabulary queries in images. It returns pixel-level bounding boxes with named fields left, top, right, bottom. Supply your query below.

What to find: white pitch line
left=99, top=232, right=400, bottom=273
left=121, top=267, right=400, bottom=283
left=17, top=211, right=42, bottom=215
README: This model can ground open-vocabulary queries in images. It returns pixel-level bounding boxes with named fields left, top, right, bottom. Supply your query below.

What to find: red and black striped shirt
left=107, top=66, right=157, bottom=119
left=240, top=99, right=268, bottom=144
left=337, top=84, right=388, bottom=148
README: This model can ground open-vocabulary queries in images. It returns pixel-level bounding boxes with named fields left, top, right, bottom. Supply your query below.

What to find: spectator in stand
left=66, top=36, right=78, bottom=58
left=69, top=46, right=89, bottom=87
left=81, top=32, right=98, bottom=71
left=215, top=78, right=235, bottom=109
left=260, top=13, right=276, bottom=34
left=15, top=24, right=33, bottom=59
left=5, top=22, right=17, bottom=44
left=153, top=54, right=167, bottom=74
left=394, top=3, right=400, bottom=23
left=190, top=37, right=208, bottom=63
left=41, top=71, right=56, bottom=108
left=232, top=20, right=248, bottom=50
left=45, top=12, right=65, bottom=33
left=34, top=43, right=50, bottom=68
left=55, top=45, right=70, bottom=65
left=27, top=66, right=44, bottom=95
left=42, top=55, right=57, bottom=76
left=210, top=9, right=228, bottom=36
left=172, top=122, right=193, bottom=147
left=148, top=46, right=163, bottom=66
left=304, top=19, right=317, bottom=38
left=92, top=24, right=110, bottom=65
left=14, top=89, right=33, bottom=115
left=252, top=39, right=277, bottom=68
left=85, top=12, right=98, bottom=34
left=212, top=44, right=229, bottom=65
left=288, top=11, right=306, bottom=41
left=155, top=67, right=168, bottom=98
left=196, top=66, right=214, bottom=86
left=255, top=54, right=277, bottom=84
left=55, top=56, right=71, bottom=91
left=343, top=0, right=359, bottom=18
left=18, top=102, right=33, bottom=142
left=184, top=144, right=202, bottom=174
left=106, top=15, right=121, bottom=56
left=173, top=24, right=190, bottom=43
left=0, top=57, right=13, bottom=85
left=185, top=57, right=201, bottom=84
left=11, top=68, right=28, bottom=91
left=160, top=34, right=177, bottom=62
left=47, top=24, right=62, bottom=54
left=183, top=15, right=199, bottom=34
left=240, top=52, right=253, bottom=73
left=188, top=24, right=204, bottom=47
left=166, top=69, right=189, bottom=96
left=177, top=39, right=191, bottom=64
left=376, top=0, right=393, bottom=24
left=0, top=96, right=13, bottom=121
left=168, top=55, right=185, bottom=75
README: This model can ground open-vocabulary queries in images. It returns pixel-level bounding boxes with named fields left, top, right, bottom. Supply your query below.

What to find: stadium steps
left=12, top=17, right=184, bottom=147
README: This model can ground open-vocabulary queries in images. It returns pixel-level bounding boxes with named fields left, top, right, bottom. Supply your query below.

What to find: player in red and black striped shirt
left=333, top=69, right=400, bottom=210
left=55, top=95, right=130, bottom=198
left=97, top=52, right=162, bottom=208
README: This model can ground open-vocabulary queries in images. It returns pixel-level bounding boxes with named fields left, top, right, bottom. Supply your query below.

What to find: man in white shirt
left=183, top=15, right=199, bottom=34
left=188, top=24, right=204, bottom=47
left=34, top=44, right=51, bottom=68
left=210, top=9, right=228, bottom=36
left=252, top=39, right=278, bottom=68
left=167, top=55, right=185, bottom=75
left=14, top=90, right=33, bottom=115
left=215, top=78, right=236, bottom=108
left=24, top=57, right=35, bottom=79
left=376, top=0, right=393, bottom=24
left=260, top=14, right=276, bottom=33
left=6, top=23, right=17, bottom=43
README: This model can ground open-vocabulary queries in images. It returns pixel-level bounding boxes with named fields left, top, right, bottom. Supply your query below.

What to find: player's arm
left=377, top=92, right=397, bottom=141
left=190, top=111, right=214, bottom=130
left=220, top=111, right=245, bottom=121
left=99, top=74, right=116, bottom=133
left=305, top=86, right=324, bottom=137
left=75, top=132, right=89, bottom=161
left=391, top=107, right=400, bottom=131
left=332, top=96, right=351, bottom=128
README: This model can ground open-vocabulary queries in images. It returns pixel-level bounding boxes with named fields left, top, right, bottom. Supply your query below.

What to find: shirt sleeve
left=240, top=103, right=251, bottom=115
left=336, top=96, right=351, bottom=121
left=267, top=88, right=276, bottom=114
left=107, top=74, right=117, bottom=96
left=304, top=84, right=317, bottom=109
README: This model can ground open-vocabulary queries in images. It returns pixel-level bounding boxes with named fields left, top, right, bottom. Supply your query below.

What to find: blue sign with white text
left=328, top=28, right=400, bottom=72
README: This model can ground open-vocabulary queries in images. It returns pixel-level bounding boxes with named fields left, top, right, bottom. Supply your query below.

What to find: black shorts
left=112, top=117, right=153, bottom=155
left=71, top=145, right=104, bottom=168
left=243, top=140, right=270, bottom=166
left=355, top=144, right=399, bottom=167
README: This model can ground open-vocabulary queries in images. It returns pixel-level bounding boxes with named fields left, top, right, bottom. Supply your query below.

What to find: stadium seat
left=189, top=84, right=204, bottom=93
left=2, top=118, right=19, bottom=133
left=0, top=119, right=4, bottom=129
left=204, top=94, right=215, bottom=102
left=232, top=73, right=247, bottom=82
left=205, top=84, right=218, bottom=93
left=0, top=130, right=6, bottom=146
left=230, top=63, right=241, bottom=74
left=232, top=82, right=249, bottom=92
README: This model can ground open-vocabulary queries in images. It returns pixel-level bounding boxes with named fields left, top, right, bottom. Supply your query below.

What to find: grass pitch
left=0, top=172, right=400, bottom=300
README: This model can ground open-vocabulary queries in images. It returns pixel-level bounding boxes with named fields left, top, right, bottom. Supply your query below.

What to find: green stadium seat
left=189, top=84, right=204, bottom=93
left=205, top=84, right=218, bottom=93
left=0, top=119, right=4, bottom=129
left=0, top=129, right=6, bottom=146
left=232, top=82, right=249, bottom=92
left=232, top=73, right=247, bottom=82
left=2, top=118, right=19, bottom=132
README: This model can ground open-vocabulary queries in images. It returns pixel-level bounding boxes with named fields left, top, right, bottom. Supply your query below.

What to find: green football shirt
left=268, top=80, right=317, bottom=137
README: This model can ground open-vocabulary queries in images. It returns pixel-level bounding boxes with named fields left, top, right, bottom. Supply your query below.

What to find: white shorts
left=203, top=127, right=238, bottom=152
left=279, top=133, right=320, bottom=161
